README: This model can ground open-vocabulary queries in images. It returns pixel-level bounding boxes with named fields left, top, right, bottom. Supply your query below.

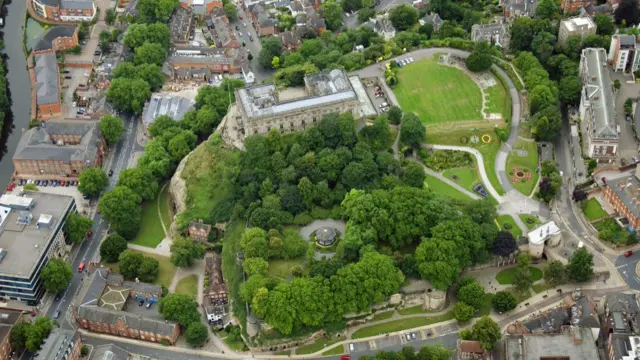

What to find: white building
left=608, top=34, right=640, bottom=73
left=558, top=16, right=596, bottom=47
left=527, top=221, right=561, bottom=258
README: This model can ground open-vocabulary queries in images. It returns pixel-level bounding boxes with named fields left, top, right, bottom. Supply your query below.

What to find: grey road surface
left=615, top=252, right=640, bottom=290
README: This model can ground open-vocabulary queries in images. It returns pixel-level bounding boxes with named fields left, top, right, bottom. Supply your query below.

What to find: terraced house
left=32, top=0, right=96, bottom=22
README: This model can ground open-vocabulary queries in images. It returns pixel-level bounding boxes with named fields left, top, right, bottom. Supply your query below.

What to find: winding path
left=353, top=48, right=549, bottom=218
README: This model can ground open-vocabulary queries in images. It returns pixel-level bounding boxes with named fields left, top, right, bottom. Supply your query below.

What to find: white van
left=349, top=344, right=355, bottom=351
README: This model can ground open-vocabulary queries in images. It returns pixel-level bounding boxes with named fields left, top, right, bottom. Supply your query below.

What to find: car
left=76, top=111, right=84, bottom=115
left=94, top=51, right=101, bottom=56
left=238, top=32, right=242, bottom=37
left=65, top=181, right=70, bottom=187
left=139, top=300, right=144, bottom=306
left=626, top=250, right=633, bottom=257
left=243, top=22, right=247, bottom=27
left=64, top=76, right=72, bottom=79
left=410, top=333, right=416, bottom=340
left=27, top=179, right=33, bottom=185
left=406, top=333, right=411, bottom=340
left=42, top=180, right=48, bottom=186
left=409, top=57, right=414, bottom=62
left=72, top=102, right=77, bottom=107
left=60, top=181, right=65, bottom=186
left=54, top=293, right=62, bottom=301
left=146, top=302, right=152, bottom=309
left=426, top=331, right=433, bottom=337
left=19, top=179, right=25, bottom=185
left=634, top=157, right=640, bottom=164
left=108, top=170, right=114, bottom=177
left=249, top=35, right=253, bottom=41
left=35, top=180, right=40, bottom=185
left=379, top=102, right=389, bottom=108
left=341, top=356, right=351, bottom=360
left=78, top=262, right=85, bottom=272
left=235, top=25, right=239, bottom=30
left=53, top=311, right=60, bottom=319
left=239, top=14, right=243, bottom=19
left=62, top=70, right=70, bottom=74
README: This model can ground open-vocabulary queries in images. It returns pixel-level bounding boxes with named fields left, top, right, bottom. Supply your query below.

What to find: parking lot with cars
left=365, top=83, right=390, bottom=114
left=61, top=67, right=91, bottom=118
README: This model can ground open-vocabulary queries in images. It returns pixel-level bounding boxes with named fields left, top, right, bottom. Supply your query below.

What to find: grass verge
left=496, top=215, right=522, bottom=238
left=297, top=338, right=342, bottom=355
left=352, top=311, right=454, bottom=339
left=323, top=346, right=345, bottom=356
left=496, top=266, right=543, bottom=285
left=505, top=139, right=539, bottom=196
left=423, top=175, right=473, bottom=202
left=267, top=257, right=305, bottom=280
left=582, top=198, right=608, bottom=221
left=175, top=274, right=198, bottom=297
left=519, top=214, right=541, bottom=230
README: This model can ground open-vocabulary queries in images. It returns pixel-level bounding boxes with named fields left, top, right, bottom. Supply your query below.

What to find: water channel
left=0, top=0, right=31, bottom=188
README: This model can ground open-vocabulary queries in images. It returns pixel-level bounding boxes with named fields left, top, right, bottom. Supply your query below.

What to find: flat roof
left=506, top=327, right=599, bottom=360
left=36, top=328, right=79, bottom=360
left=563, top=16, right=596, bottom=31
left=0, top=192, right=74, bottom=278
left=528, top=221, right=560, bottom=245
left=348, top=76, right=376, bottom=118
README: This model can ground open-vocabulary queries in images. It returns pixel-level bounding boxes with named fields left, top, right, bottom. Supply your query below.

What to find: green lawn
left=267, top=257, right=305, bottom=280
left=519, top=214, right=541, bottom=230
left=423, top=175, right=474, bottom=203
left=297, top=338, right=342, bottom=355
left=496, top=266, right=543, bottom=285
left=583, top=198, right=608, bottom=221
left=130, top=197, right=166, bottom=248
left=352, top=311, right=454, bottom=339
left=442, top=167, right=480, bottom=193
left=99, top=250, right=176, bottom=288
left=395, top=58, right=483, bottom=123
left=532, top=282, right=553, bottom=294
left=506, top=139, right=539, bottom=196
left=158, top=184, right=172, bottom=233
left=477, top=293, right=494, bottom=316
left=496, top=215, right=522, bottom=238
left=425, top=129, right=505, bottom=195
left=507, top=287, right=532, bottom=303
left=398, top=305, right=431, bottom=316
left=323, top=346, right=345, bottom=356
left=175, top=274, right=198, bottom=298
left=372, top=311, right=394, bottom=321
left=484, top=81, right=510, bottom=120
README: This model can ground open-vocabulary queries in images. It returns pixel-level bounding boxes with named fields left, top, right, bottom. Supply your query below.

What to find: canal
left=0, top=0, right=31, bottom=188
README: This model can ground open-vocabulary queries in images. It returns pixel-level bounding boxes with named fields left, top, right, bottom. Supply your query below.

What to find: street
left=228, top=6, right=272, bottom=82
left=44, top=113, right=143, bottom=324
left=615, top=251, right=640, bottom=290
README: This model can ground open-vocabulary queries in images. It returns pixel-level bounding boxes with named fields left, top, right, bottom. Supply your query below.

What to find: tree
left=401, top=162, right=426, bottom=188
left=258, top=37, right=283, bottom=69
left=99, top=115, right=125, bottom=145
left=535, top=0, right=557, bottom=20
left=469, top=316, right=501, bottom=350
left=106, top=78, right=151, bottom=114
left=400, top=113, right=425, bottom=148
left=137, top=0, right=179, bottom=22
left=457, top=282, right=485, bottom=309
left=117, top=167, right=159, bottom=201
left=138, top=256, right=159, bottom=282
left=223, top=3, right=237, bottom=19
left=26, top=317, right=52, bottom=352
left=492, top=291, right=517, bottom=313
left=105, top=8, right=117, bottom=25
left=544, top=260, right=567, bottom=286
left=389, top=5, right=418, bottom=31
left=134, top=42, right=166, bottom=66
left=453, top=302, right=475, bottom=322
left=615, top=0, right=640, bottom=25
left=358, top=7, right=376, bottom=22
left=514, top=265, right=533, bottom=291
left=243, top=257, right=269, bottom=276
left=567, top=247, right=594, bottom=282
left=614, top=79, right=621, bottom=91
left=572, top=188, right=587, bottom=202
left=595, top=14, right=615, bottom=35
left=10, top=322, right=30, bottom=351
left=466, top=51, right=492, bottom=72
left=387, top=106, right=403, bottom=125
left=493, top=231, right=516, bottom=257
left=64, top=213, right=93, bottom=244
left=98, top=186, right=142, bottom=239
left=321, top=0, right=343, bottom=30
left=135, top=63, right=165, bottom=91
left=170, top=237, right=206, bottom=267
left=78, top=168, right=108, bottom=197
left=510, top=17, right=534, bottom=52
left=99, top=234, right=128, bottom=262
left=81, top=345, right=89, bottom=357
left=41, top=259, right=73, bottom=294
left=186, top=323, right=209, bottom=346
left=158, top=293, right=201, bottom=327
left=558, top=75, right=582, bottom=106
left=119, top=250, right=144, bottom=279
left=272, top=56, right=280, bottom=69
left=537, top=175, right=562, bottom=202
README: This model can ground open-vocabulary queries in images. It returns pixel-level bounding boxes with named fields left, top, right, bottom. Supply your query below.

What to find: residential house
left=418, top=13, right=443, bottom=32
left=35, top=329, right=82, bottom=360
left=561, top=0, right=593, bottom=13
left=13, top=120, right=105, bottom=178
left=33, top=50, right=62, bottom=120
left=208, top=13, right=241, bottom=48
left=0, top=311, right=23, bottom=360
left=188, top=220, right=212, bottom=242
left=205, top=255, right=228, bottom=305
left=609, top=34, right=640, bottom=73
left=578, top=48, right=618, bottom=162
left=257, top=14, right=278, bottom=36
left=306, top=9, right=325, bottom=35
left=74, top=268, right=179, bottom=344
left=32, top=0, right=96, bottom=22
left=91, top=345, right=130, bottom=360
left=503, top=0, right=537, bottom=18
left=471, top=23, right=510, bottom=48
left=290, top=0, right=304, bottom=15
left=170, top=6, right=194, bottom=45
left=412, top=0, right=429, bottom=9
left=457, top=340, right=488, bottom=360
left=166, top=47, right=242, bottom=79
left=179, top=0, right=223, bottom=15
left=579, top=2, right=613, bottom=16
left=365, top=14, right=396, bottom=41
left=279, top=28, right=302, bottom=50
left=558, top=16, right=597, bottom=47
left=33, top=26, right=79, bottom=53
left=603, top=292, right=640, bottom=360
left=602, top=167, right=640, bottom=230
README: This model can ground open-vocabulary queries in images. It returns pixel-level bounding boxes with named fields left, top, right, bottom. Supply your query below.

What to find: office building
left=609, top=34, right=640, bottom=73
left=558, top=16, right=597, bottom=47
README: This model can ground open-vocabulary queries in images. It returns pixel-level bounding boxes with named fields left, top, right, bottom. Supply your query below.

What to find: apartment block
left=558, top=16, right=596, bottom=47
left=32, top=0, right=96, bottom=22
left=609, top=34, right=640, bottom=73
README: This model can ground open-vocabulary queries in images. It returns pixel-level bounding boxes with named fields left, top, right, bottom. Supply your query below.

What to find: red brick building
left=188, top=220, right=212, bottom=242
left=166, top=47, right=242, bottom=77
left=206, top=255, right=228, bottom=305
left=32, top=0, right=96, bottom=22
left=33, top=26, right=79, bottom=53
left=561, top=0, right=592, bottom=12
left=602, top=169, right=640, bottom=230
left=32, top=49, right=62, bottom=120
left=0, top=311, right=24, bottom=360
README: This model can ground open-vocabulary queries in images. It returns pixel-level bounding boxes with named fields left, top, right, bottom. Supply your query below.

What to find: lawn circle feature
left=514, top=168, right=525, bottom=180
left=313, top=227, right=339, bottom=247
left=482, top=134, right=491, bottom=143
left=511, top=167, right=532, bottom=183
left=460, top=136, right=468, bottom=144
left=470, top=135, right=480, bottom=144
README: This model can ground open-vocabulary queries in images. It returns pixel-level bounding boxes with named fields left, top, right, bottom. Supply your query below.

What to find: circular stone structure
left=314, top=227, right=338, bottom=246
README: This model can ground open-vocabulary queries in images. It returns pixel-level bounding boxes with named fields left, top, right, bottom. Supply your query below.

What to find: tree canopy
left=159, top=293, right=201, bottom=327
left=78, top=168, right=108, bottom=197
left=567, top=247, right=594, bottom=282
left=99, top=115, right=125, bottom=145
left=41, top=259, right=73, bottom=294
left=64, top=213, right=93, bottom=244
left=98, top=186, right=142, bottom=239
left=100, top=234, right=128, bottom=262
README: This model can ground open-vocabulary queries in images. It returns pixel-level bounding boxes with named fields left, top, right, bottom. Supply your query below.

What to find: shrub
left=424, top=150, right=473, bottom=171
left=503, top=223, right=512, bottom=230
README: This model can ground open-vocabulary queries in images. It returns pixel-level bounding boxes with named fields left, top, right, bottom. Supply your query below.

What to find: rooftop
left=91, top=344, right=129, bottom=360
left=562, top=16, right=596, bottom=31
left=37, top=0, right=94, bottom=9
left=0, top=310, right=23, bottom=347
left=581, top=48, right=617, bottom=140
left=33, top=26, right=77, bottom=52
left=34, top=51, right=60, bottom=105
left=36, top=329, right=80, bottom=360
left=13, top=120, right=102, bottom=164
left=619, top=34, right=637, bottom=47
left=167, top=46, right=239, bottom=65
left=523, top=307, right=570, bottom=333
left=505, top=326, right=599, bottom=360
left=141, top=93, right=195, bottom=125
left=169, top=6, right=193, bottom=43
left=237, top=69, right=357, bottom=119
left=527, top=221, right=560, bottom=245
left=471, top=23, right=509, bottom=47
left=611, top=335, right=640, bottom=360
left=0, top=192, right=74, bottom=278
left=607, top=170, right=640, bottom=219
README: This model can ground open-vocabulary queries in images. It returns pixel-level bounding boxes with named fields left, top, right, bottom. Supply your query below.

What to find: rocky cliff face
left=168, top=150, right=191, bottom=237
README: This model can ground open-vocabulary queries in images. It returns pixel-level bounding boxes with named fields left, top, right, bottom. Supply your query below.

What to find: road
left=229, top=5, right=272, bottom=82
left=615, top=252, right=640, bottom=290
left=45, top=113, right=143, bottom=323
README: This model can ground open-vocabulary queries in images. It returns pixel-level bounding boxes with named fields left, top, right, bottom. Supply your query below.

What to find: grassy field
left=130, top=190, right=167, bottom=248
left=583, top=198, right=608, bottom=221
left=496, top=267, right=543, bottom=285
left=423, top=175, right=473, bottom=202
left=352, top=311, right=454, bottom=339
left=158, top=184, right=172, bottom=233
left=519, top=214, right=541, bottom=230
left=99, top=251, right=176, bottom=288
left=506, top=139, right=539, bottom=196
left=477, top=293, right=494, bottom=316
left=175, top=274, right=198, bottom=297
left=496, top=215, right=522, bottom=238
left=323, top=346, right=345, bottom=356
left=532, top=282, right=554, bottom=294
left=507, top=287, right=532, bottom=303
left=398, top=305, right=432, bottom=316
left=297, top=338, right=342, bottom=355
left=442, top=167, right=480, bottom=193
left=484, top=82, right=509, bottom=120
left=395, top=58, right=483, bottom=123
left=267, top=257, right=305, bottom=280
left=425, top=129, right=505, bottom=195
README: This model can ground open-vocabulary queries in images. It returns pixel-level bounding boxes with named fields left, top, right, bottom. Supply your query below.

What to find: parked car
left=61, top=181, right=65, bottom=186
left=249, top=35, right=253, bottom=41
left=62, top=70, right=70, bottom=74
left=64, top=76, right=72, bottom=79
left=239, top=14, right=243, bottom=19
left=54, top=293, right=62, bottom=302
left=94, top=51, right=101, bottom=56
left=108, top=170, right=114, bottom=177
left=42, top=180, right=48, bottom=186
left=626, top=251, right=633, bottom=257
left=235, top=25, right=239, bottom=30
left=54, top=311, right=60, bottom=319
left=243, top=22, right=247, bottom=27
left=35, top=180, right=40, bottom=185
